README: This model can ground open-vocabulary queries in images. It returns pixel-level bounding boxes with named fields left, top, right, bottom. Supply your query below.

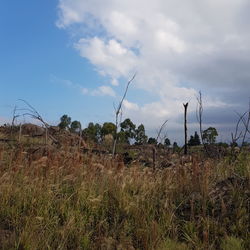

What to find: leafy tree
left=83, top=122, right=102, bottom=142
left=120, top=118, right=136, bottom=143
left=230, top=141, right=238, bottom=147
left=188, top=131, right=201, bottom=146
left=58, top=115, right=71, bottom=130
left=202, top=127, right=218, bottom=144
left=101, top=122, right=116, bottom=138
left=173, top=142, right=179, bottom=152
left=70, top=120, right=81, bottom=133
left=135, top=124, right=148, bottom=145
left=93, top=123, right=102, bottom=142
left=117, top=131, right=128, bottom=144
left=164, top=138, right=171, bottom=147
left=148, top=137, right=157, bottom=145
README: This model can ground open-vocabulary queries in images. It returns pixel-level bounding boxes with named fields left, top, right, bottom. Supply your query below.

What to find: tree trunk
left=183, top=103, right=188, bottom=155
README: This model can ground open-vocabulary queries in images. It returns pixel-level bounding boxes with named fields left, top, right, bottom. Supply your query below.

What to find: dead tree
left=183, top=102, right=189, bottom=155
left=18, top=123, right=22, bottom=142
left=156, top=119, right=168, bottom=143
left=10, top=106, right=20, bottom=139
left=112, top=73, right=136, bottom=157
left=230, top=100, right=250, bottom=157
left=240, top=99, right=250, bottom=150
left=196, top=91, right=209, bottom=156
left=17, top=99, right=59, bottom=145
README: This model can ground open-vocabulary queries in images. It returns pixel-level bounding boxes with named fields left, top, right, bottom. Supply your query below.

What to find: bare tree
left=16, top=99, right=58, bottom=145
left=156, top=119, right=168, bottom=143
left=183, top=102, right=188, bottom=155
left=230, top=100, right=250, bottom=157
left=233, top=109, right=250, bottom=149
left=10, top=105, right=20, bottom=138
left=196, top=91, right=210, bottom=156
left=240, top=99, right=250, bottom=149
left=112, top=73, right=136, bottom=157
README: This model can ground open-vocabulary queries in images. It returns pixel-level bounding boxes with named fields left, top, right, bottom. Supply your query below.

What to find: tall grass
left=0, top=144, right=249, bottom=249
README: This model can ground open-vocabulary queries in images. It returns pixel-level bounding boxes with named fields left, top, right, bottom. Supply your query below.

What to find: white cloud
left=123, top=100, right=139, bottom=111
left=75, top=37, right=138, bottom=79
left=91, top=85, right=116, bottom=97
left=50, top=75, right=116, bottom=97
left=57, top=0, right=250, bottom=139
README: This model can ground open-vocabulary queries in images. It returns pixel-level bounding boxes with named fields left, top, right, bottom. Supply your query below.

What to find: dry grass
left=0, top=143, right=249, bottom=249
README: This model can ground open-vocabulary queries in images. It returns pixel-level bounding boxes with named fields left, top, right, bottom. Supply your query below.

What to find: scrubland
left=0, top=140, right=249, bottom=249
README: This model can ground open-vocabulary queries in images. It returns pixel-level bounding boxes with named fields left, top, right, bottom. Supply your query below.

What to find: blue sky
left=0, top=0, right=119, bottom=125
left=1, top=0, right=250, bottom=144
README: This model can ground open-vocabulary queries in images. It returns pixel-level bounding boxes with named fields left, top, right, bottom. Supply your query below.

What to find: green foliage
left=164, top=138, right=171, bottom=147
left=0, top=140, right=249, bottom=249
left=101, top=122, right=116, bottom=138
left=173, top=141, right=179, bottom=151
left=135, top=124, right=148, bottom=145
left=120, top=118, right=136, bottom=144
left=58, top=114, right=71, bottom=130
left=83, top=122, right=102, bottom=143
left=221, top=237, right=244, bottom=250
left=160, top=238, right=188, bottom=250
left=148, top=137, right=157, bottom=144
left=70, top=120, right=81, bottom=133
left=203, top=127, right=218, bottom=144
left=117, top=131, right=128, bottom=144
left=188, top=131, right=201, bottom=146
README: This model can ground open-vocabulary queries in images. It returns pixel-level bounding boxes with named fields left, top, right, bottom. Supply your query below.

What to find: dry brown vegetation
left=0, top=127, right=249, bottom=249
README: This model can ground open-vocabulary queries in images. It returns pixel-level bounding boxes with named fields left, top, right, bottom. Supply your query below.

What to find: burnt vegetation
left=0, top=97, right=249, bottom=249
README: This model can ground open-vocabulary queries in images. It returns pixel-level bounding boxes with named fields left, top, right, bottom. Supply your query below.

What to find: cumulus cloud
left=75, top=37, right=138, bottom=79
left=91, top=85, right=116, bottom=97
left=56, top=0, right=250, bottom=140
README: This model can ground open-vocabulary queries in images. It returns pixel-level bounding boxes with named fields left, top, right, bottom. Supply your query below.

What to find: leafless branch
left=112, top=73, right=136, bottom=156
left=156, top=119, right=168, bottom=142
left=196, top=91, right=210, bottom=156
left=17, top=99, right=58, bottom=145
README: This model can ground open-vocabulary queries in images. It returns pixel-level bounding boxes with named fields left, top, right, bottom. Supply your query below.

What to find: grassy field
left=0, top=141, right=249, bottom=249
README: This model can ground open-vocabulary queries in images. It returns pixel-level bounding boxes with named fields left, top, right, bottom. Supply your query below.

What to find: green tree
left=202, top=127, right=218, bottom=144
left=101, top=122, right=116, bottom=138
left=120, top=118, right=136, bottom=143
left=83, top=122, right=102, bottom=142
left=148, top=137, right=157, bottom=145
left=164, top=138, right=171, bottom=147
left=117, top=131, right=128, bottom=144
left=58, top=115, right=71, bottom=130
left=173, top=142, right=179, bottom=152
left=135, top=124, right=148, bottom=145
left=188, top=131, right=201, bottom=146
left=70, top=120, right=81, bottom=133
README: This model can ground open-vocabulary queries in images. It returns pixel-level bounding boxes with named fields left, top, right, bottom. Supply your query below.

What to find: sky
left=1, top=0, right=250, bottom=144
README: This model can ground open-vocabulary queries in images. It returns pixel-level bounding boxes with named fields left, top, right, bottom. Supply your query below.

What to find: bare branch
left=112, top=73, right=136, bottom=156
left=156, top=119, right=168, bottom=142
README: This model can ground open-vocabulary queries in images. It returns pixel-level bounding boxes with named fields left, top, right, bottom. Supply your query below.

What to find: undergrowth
left=0, top=143, right=249, bottom=249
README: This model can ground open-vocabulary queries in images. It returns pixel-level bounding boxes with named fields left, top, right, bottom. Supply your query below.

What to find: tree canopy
left=58, top=115, right=71, bottom=130
left=70, top=120, right=81, bottom=133
left=164, top=138, right=171, bottom=147
left=202, top=127, right=218, bottom=144
left=135, top=124, right=148, bottom=145
left=188, top=131, right=201, bottom=146
left=101, top=122, right=116, bottom=138
left=148, top=137, right=157, bottom=145
left=120, top=118, right=136, bottom=144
